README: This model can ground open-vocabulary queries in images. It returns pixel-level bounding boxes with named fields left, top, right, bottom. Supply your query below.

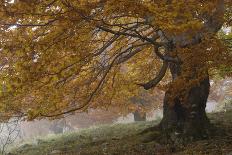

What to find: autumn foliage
left=0, top=0, right=231, bottom=121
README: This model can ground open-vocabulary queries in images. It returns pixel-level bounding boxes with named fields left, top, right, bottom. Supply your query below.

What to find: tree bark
left=159, top=63, right=211, bottom=142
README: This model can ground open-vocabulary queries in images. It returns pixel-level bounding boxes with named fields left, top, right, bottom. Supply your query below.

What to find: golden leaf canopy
left=0, top=0, right=231, bottom=120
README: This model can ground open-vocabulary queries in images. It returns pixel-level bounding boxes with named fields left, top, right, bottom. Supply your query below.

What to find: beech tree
left=0, top=0, right=231, bottom=141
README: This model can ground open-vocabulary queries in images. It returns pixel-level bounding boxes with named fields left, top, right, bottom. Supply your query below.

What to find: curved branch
left=153, top=46, right=181, bottom=63
left=115, top=43, right=149, bottom=64
left=39, top=45, right=141, bottom=118
left=97, top=26, right=162, bottom=47
left=137, top=61, right=168, bottom=90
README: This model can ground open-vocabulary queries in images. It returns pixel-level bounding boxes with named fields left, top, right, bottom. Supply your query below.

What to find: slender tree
left=0, top=0, right=231, bottom=141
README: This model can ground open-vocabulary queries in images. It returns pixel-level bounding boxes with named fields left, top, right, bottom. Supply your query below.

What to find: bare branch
left=137, top=61, right=168, bottom=90
left=97, top=26, right=162, bottom=47
left=115, top=43, right=149, bottom=64
left=39, top=45, right=139, bottom=117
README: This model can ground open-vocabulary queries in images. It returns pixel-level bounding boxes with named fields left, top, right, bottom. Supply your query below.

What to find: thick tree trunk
left=159, top=64, right=211, bottom=142
left=133, top=110, right=146, bottom=121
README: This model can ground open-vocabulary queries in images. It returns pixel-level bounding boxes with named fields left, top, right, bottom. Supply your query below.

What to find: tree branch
left=97, top=26, right=162, bottom=47
left=153, top=46, right=181, bottom=63
left=137, top=61, right=168, bottom=90
left=0, top=19, right=57, bottom=27
left=172, top=0, right=225, bottom=47
left=39, top=45, right=141, bottom=117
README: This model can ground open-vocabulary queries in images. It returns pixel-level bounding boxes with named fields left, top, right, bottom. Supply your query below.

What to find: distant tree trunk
left=133, top=110, right=146, bottom=121
left=159, top=63, right=211, bottom=142
left=50, top=119, right=66, bottom=134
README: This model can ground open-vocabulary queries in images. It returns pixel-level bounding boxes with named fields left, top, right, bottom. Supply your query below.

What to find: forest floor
left=8, top=110, right=232, bottom=155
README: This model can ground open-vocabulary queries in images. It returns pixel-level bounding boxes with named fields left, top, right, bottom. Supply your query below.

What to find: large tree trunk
left=159, top=63, right=211, bottom=142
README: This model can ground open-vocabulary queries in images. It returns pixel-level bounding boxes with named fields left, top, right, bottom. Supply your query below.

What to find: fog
left=0, top=78, right=231, bottom=152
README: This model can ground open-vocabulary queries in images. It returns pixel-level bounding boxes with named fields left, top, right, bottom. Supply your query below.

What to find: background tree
left=0, top=118, right=21, bottom=155
left=0, top=0, right=231, bottom=142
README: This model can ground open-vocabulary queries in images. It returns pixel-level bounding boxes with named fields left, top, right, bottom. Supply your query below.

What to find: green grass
left=8, top=111, right=232, bottom=155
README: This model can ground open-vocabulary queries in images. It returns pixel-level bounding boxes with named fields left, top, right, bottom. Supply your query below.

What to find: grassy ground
left=8, top=110, right=232, bottom=155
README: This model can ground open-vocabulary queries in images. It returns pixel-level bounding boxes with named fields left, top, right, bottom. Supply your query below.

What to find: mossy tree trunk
left=159, top=63, right=211, bottom=142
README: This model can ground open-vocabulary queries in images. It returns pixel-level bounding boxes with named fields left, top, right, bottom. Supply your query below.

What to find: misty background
left=0, top=77, right=231, bottom=153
